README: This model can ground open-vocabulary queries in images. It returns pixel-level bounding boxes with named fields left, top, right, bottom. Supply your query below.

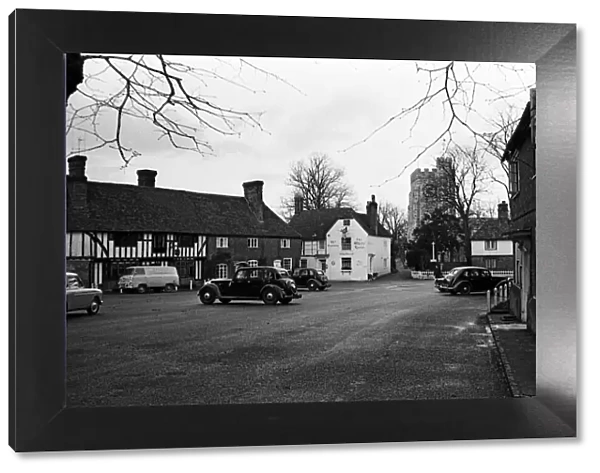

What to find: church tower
left=407, top=157, right=455, bottom=239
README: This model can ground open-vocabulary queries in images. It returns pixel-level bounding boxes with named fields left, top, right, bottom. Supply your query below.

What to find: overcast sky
left=67, top=56, right=535, bottom=217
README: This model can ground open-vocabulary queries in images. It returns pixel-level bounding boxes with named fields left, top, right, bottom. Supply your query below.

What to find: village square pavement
left=66, top=274, right=510, bottom=407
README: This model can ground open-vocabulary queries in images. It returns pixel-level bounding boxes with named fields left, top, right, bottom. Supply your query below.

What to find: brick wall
left=204, top=236, right=302, bottom=279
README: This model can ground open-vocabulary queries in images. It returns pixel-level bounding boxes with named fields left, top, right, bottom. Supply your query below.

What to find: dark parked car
left=292, top=268, right=331, bottom=291
left=434, top=266, right=510, bottom=295
left=197, top=266, right=302, bottom=305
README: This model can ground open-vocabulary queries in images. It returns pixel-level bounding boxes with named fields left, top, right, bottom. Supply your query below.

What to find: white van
left=118, top=266, right=180, bottom=293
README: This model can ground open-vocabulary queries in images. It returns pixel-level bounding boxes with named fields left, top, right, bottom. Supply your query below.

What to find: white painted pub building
left=289, top=196, right=392, bottom=281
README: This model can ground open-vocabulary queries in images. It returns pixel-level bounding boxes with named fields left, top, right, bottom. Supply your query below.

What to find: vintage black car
left=197, top=266, right=302, bottom=305
left=434, top=266, right=510, bottom=295
left=291, top=268, right=331, bottom=291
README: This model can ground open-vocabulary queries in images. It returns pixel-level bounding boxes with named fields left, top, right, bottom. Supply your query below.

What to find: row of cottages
left=502, top=89, right=537, bottom=333
left=66, top=155, right=303, bottom=290
left=469, top=201, right=513, bottom=271
left=288, top=195, right=393, bottom=281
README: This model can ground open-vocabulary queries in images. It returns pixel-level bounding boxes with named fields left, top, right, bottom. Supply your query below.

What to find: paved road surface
left=67, top=276, right=510, bottom=406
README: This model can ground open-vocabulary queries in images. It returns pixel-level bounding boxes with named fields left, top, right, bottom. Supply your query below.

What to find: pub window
left=113, top=232, right=139, bottom=248
left=484, top=240, right=498, bottom=251
left=341, top=237, right=352, bottom=251
left=281, top=238, right=291, bottom=249
left=300, top=259, right=308, bottom=268
left=216, top=264, right=228, bottom=279
left=318, top=240, right=326, bottom=250
left=485, top=258, right=497, bottom=269
left=248, top=238, right=259, bottom=248
left=248, top=260, right=259, bottom=277
left=216, top=237, right=229, bottom=248
left=341, top=258, right=352, bottom=271
left=283, top=258, right=293, bottom=271
left=152, top=233, right=167, bottom=252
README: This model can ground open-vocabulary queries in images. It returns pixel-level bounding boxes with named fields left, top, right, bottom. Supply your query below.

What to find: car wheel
left=164, top=283, right=176, bottom=293
left=219, top=299, right=231, bottom=304
left=199, top=288, right=216, bottom=305
left=137, top=284, right=148, bottom=294
left=280, top=298, right=292, bottom=305
left=458, top=283, right=472, bottom=295
left=318, top=286, right=326, bottom=291
left=262, top=288, right=279, bottom=305
left=308, top=281, right=318, bottom=291
left=86, top=297, right=101, bottom=315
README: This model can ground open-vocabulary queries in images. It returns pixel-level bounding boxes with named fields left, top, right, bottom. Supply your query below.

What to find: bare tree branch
left=337, top=61, right=534, bottom=186
left=66, top=54, right=298, bottom=166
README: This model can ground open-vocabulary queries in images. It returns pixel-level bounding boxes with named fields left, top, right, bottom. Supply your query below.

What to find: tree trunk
left=462, top=218, right=472, bottom=265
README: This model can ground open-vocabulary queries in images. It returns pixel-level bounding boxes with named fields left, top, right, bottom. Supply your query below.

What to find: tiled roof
left=471, top=218, right=512, bottom=240
left=67, top=181, right=302, bottom=238
left=288, top=208, right=391, bottom=240
left=502, top=101, right=531, bottom=161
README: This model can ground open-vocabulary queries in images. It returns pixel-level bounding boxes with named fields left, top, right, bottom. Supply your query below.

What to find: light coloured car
left=66, top=272, right=103, bottom=315
left=118, top=265, right=180, bottom=294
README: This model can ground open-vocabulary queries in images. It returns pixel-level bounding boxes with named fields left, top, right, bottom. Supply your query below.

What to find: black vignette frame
left=9, top=9, right=577, bottom=452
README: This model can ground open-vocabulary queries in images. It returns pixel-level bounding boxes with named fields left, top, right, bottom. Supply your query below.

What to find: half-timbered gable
left=66, top=156, right=302, bottom=289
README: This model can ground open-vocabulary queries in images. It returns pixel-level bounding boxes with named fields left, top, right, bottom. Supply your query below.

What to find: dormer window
left=343, top=219, right=351, bottom=226
left=281, top=238, right=291, bottom=249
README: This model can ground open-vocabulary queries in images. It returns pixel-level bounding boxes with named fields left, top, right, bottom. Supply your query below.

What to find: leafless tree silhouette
left=281, top=152, right=355, bottom=220
left=378, top=201, right=409, bottom=268
left=339, top=61, right=534, bottom=187
left=438, top=145, right=493, bottom=264
left=66, top=53, right=301, bottom=166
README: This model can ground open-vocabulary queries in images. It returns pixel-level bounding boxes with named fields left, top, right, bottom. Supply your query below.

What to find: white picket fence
left=411, top=270, right=514, bottom=280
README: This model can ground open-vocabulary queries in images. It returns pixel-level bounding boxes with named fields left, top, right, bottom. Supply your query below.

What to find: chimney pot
left=137, top=169, right=158, bottom=187
left=294, top=194, right=304, bottom=215
left=67, top=155, right=87, bottom=181
left=498, top=201, right=509, bottom=220
left=367, top=194, right=379, bottom=235
left=243, top=180, right=265, bottom=223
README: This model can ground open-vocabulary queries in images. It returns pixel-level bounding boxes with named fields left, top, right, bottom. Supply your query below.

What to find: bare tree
left=438, top=145, right=492, bottom=264
left=478, top=105, right=522, bottom=201
left=281, top=152, right=355, bottom=219
left=66, top=53, right=300, bottom=166
left=339, top=61, right=534, bottom=186
left=378, top=201, right=409, bottom=269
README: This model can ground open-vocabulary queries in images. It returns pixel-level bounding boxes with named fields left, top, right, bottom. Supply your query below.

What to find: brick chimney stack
left=366, top=194, right=379, bottom=235
left=67, top=155, right=88, bottom=214
left=243, top=180, right=265, bottom=223
left=498, top=201, right=509, bottom=220
left=68, top=155, right=88, bottom=181
left=294, top=194, right=304, bottom=215
left=137, top=169, right=158, bottom=188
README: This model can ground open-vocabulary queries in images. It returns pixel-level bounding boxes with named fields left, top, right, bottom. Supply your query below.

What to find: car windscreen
left=122, top=268, right=135, bottom=276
